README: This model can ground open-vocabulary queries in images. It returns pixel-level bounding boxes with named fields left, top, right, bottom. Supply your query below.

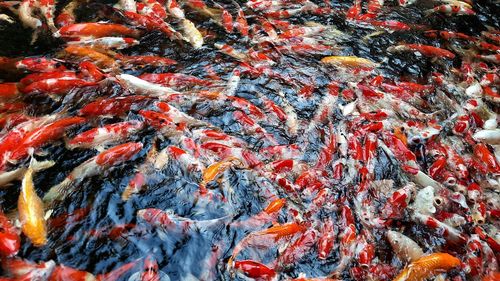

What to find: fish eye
left=434, top=198, right=442, bottom=205
left=410, top=137, right=420, bottom=144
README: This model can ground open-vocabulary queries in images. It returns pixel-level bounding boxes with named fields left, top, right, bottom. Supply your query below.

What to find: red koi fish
left=276, top=228, right=318, bottom=267
left=2, top=258, right=56, bottom=280
left=387, top=44, right=455, bottom=59
left=317, top=218, right=336, bottom=260
left=21, top=78, right=96, bottom=95
left=116, top=54, right=178, bottom=68
left=122, top=11, right=181, bottom=40
left=0, top=211, right=20, bottom=257
left=67, top=121, right=144, bottom=149
left=139, top=73, right=212, bottom=87
left=424, top=30, right=477, bottom=41
left=49, top=264, right=95, bottom=281
left=230, top=198, right=286, bottom=229
left=0, top=83, right=20, bottom=100
left=56, top=23, right=141, bottom=38
left=43, top=142, right=143, bottom=205
left=96, top=260, right=138, bottom=281
left=233, top=260, right=277, bottom=280
left=79, top=96, right=150, bottom=117
left=20, top=71, right=77, bottom=85
left=15, top=57, right=65, bottom=73
left=8, top=117, right=86, bottom=163
left=229, top=222, right=306, bottom=267
left=426, top=4, right=475, bottom=16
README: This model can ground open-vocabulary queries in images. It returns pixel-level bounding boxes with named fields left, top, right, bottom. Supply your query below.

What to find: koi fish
left=321, top=56, right=379, bottom=68
left=43, top=142, right=143, bottom=205
left=95, top=260, right=138, bottom=281
left=137, top=208, right=231, bottom=234
left=67, top=37, right=140, bottom=50
left=18, top=160, right=47, bottom=246
left=230, top=198, right=286, bottom=229
left=21, top=78, right=96, bottom=95
left=199, top=156, right=243, bottom=195
left=138, top=73, right=212, bottom=88
left=0, top=160, right=54, bottom=189
left=55, top=0, right=79, bottom=27
left=424, top=29, right=477, bottom=41
left=180, top=19, right=204, bottom=49
left=49, top=264, right=96, bottom=281
left=386, top=230, right=424, bottom=263
left=387, top=44, right=455, bottom=59
left=18, top=0, right=42, bottom=30
left=15, top=57, right=64, bottom=73
left=166, top=0, right=185, bottom=19
left=233, top=260, right=277, bottom=280
left=0, top=211, right=20, bottom=257
left=127, top=255, right=170, bottom=281
left=63, top=46, right=118, bottom=69
left=426, top=4, right=475, bottom=16
left=317, top=218, right=336, bottom=260
left=116, top=74, right=181, bottom=98
left=0, top=83, right=20, bottom=100
left=55, top=23, right=141, bottom=38
left=78, top=96, right=150, bottom=117
left=473, top=129, right=500, bottom=145
left=121, top=144, right=170, bottom=200
left=8, top=116, right=86, bottom=163
left=117, top=0, right=137, bottom=12
left=122, top=11, right=181, bottom=40
left=1, top=258, right=56, bottom=280
left=228, top=222, right=306, bottom=267
left=276, top=228, right=318, bottom=267
left=392, top=253, right=461, bottom=281
left=67, top=120, right=144, bottom=150
left=412, top=212, right=467, bottom=244
left=19, top=71, right=77, bottom=85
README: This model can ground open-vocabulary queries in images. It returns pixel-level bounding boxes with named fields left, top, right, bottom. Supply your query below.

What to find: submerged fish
left=18, top=160, right=47, bottom=246
left=392, top=253, right=461, bottom=281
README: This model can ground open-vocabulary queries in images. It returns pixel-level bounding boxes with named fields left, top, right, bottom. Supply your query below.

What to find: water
left=0, top=0, right=499, bottom=280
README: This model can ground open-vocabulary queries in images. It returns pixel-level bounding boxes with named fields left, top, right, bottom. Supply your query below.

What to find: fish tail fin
left=121, top=182, right=139, bottom=201
left=30, top=158, right=56, bottom=172
left=42, top=178, right=71, bottom=206
left=424, top=8, right=434, bottom=16
left=430, top=109, right=445, bottom=119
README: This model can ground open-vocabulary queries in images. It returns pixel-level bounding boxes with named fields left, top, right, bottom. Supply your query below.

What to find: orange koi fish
left=392, top=253, right=461, bottom=281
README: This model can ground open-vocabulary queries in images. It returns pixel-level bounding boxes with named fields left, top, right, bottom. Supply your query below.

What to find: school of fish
left=0, top=0, right=499, bottom=280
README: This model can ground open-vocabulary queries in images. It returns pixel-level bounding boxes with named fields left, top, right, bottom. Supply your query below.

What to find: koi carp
left=43, top=142, right=143, bottom=205
left=8, top=116, right=86, bottom=163
left=18, top=160, right=47, bottom=246
left=0, top=211, right=20, bottom=257
left=56, top=23, right=141, bottom=38
left=199, top=156, right=243, bottom=195
left=233, top=260, right=277, bottom=280
left=67, top=120, right=144, bottom=150
left=137, top=208, right=231, bottom=234
left=392, top=253, right=461, bottom=281
left=387, top=44, right=455, bottom=59
left=321, top=56, right=379, bottom=68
